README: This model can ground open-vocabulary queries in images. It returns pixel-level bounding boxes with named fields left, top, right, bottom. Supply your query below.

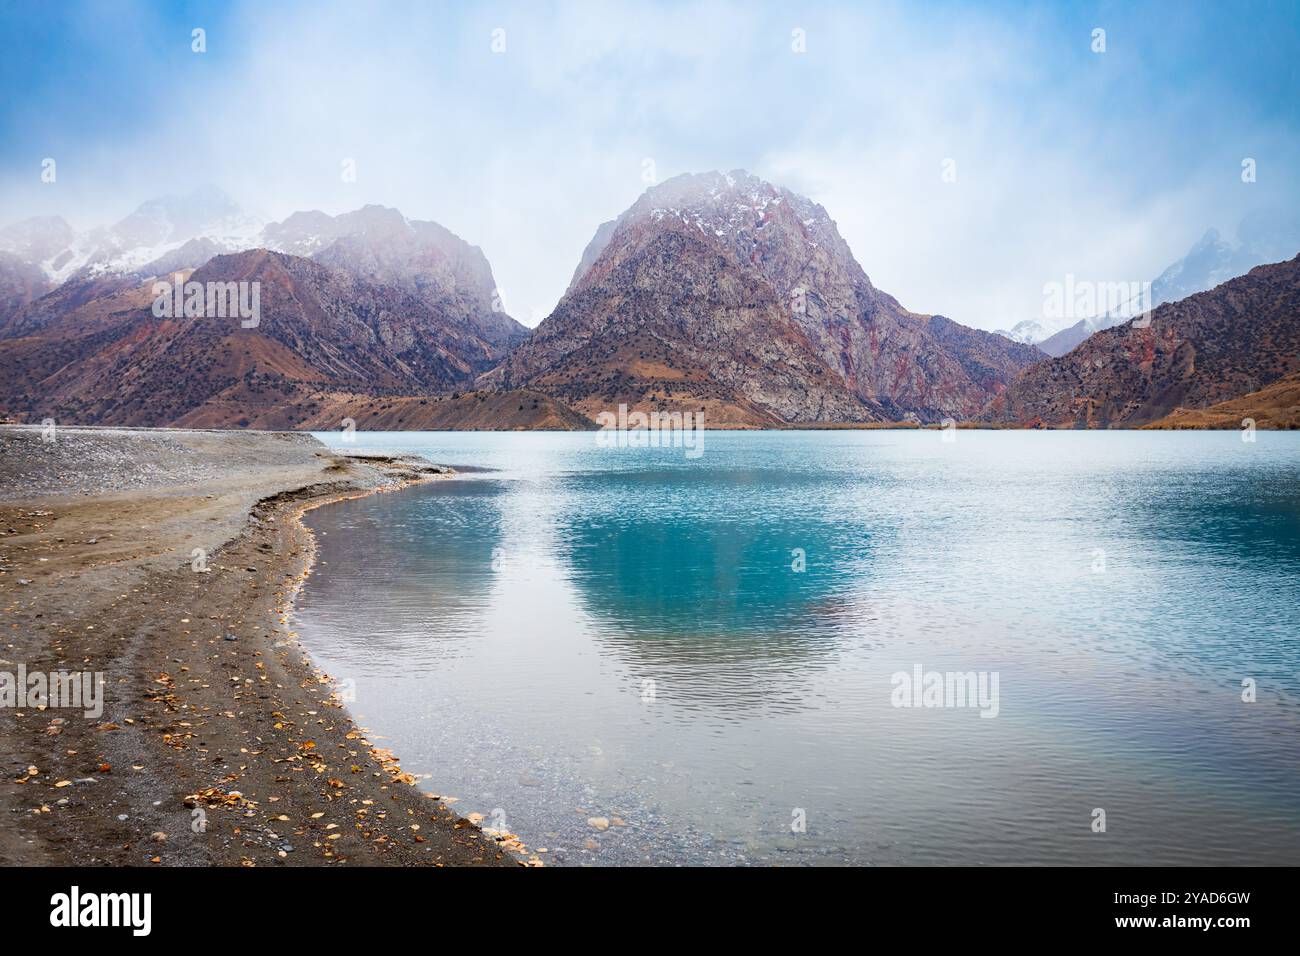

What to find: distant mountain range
left=984, top=256, right=1300, bottom=427
left=0, top=248, right=528, bottom=428
left=0, top=189, right=533, bottom=427
left=994, top=209, right=1300, bottom=358
left=0, top=188, right=528, bottom=350
left=0, top=176, right=1295, bottom=430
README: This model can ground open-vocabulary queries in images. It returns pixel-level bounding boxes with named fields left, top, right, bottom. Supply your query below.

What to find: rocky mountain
left=139, top=237, right=229, bottom=277
left=0, top=269, right=138, bottom=340
left=1153, top=209, right=1300, bottom=306
left=281, top=205, right=528, bottom=351
left=921, top=315, right=1045, bottom=397
left=102, top=185, right=259, bottom=260
left=982, top=256, right=1300, bottom=427
left=566, top=218, right=618, bottom=293
left=0, top=186, right=537, bottom=428
left=1035, top=314, right=1124, bottom=359
left=0, top=215, right=77, bottom=267
left=0, top=191, right=528, bottom=351
left=486, top=170, right=1041, bottom=424
left=0, top=252, right=50, bottom=333
left=0, top=216, right=74, bottom=327
left=0, top=188, right=265, bottom=286
left=1008, top=209, right=1300, bottom=359
left=992, top=319, right=1049, bottom=345
left=0, top=250, right=518, bottom=428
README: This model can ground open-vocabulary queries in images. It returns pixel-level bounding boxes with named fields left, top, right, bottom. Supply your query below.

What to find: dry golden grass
left=1143, top=372, right=1300, bottom=430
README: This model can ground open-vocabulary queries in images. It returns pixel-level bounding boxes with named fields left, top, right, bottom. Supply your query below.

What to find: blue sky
left=1, top=0, right=1297, bottom=328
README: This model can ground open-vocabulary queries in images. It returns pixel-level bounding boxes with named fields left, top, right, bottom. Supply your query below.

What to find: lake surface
left=297, top=430, right=1300, bottom=865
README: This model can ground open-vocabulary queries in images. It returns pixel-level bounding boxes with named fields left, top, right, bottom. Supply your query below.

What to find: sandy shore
left=0, top=425, right=520, bottom=867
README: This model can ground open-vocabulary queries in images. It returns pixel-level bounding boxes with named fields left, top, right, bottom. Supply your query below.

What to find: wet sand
left=0, top=425, right=522, bottom=867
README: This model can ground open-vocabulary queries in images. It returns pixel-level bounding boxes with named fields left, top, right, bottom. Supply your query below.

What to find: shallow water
left=296, top=430, right=1300, bottom=865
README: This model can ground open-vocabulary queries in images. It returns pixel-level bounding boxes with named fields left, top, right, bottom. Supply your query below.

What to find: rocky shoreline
left=0, top=425, right=522, bottom=867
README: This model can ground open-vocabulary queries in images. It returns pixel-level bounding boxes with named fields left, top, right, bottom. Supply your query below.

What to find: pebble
left=587, top=817, right=610, bottom=831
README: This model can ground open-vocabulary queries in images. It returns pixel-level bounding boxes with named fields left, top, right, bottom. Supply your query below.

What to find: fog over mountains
left=0, top=174, right=1296, bottom=429
left=995, top=209, right=1300, bottom=358
left=0, top=186, right=528, bottom=347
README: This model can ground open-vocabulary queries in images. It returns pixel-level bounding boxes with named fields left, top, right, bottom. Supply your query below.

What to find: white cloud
left=2, top=0, right=1295, bottom=330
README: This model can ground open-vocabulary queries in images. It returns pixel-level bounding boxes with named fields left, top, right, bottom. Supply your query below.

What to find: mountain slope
left=300, top=206, right=528, bottom=351
left=0, top=215, right=76, bottom=270
left=488, top=170, right=1040, bottom=424
left=921, top=315, right=1045, bottom=398
left=1035, top=228, right=1251, bottom=358
left=1142, top=370, right=1300, bottom=430
left=992, top=319, right=1049, bottom=345
left=0, top=253, right=50, bottom=334
left=983, top=256, right=1300, bottom=427
left=0, top=193, right=529, bottom=354
left=24, top=187, right=266, bottom=284
left=1019, top=210, right=1300, bottom=358
left=293, top=389, right=596, bottom=431
left=1035, top=315, right=1122, bottom=359
left=490, top=214, right=869, bottom=425
left=0, top=250, right=513, bottom=427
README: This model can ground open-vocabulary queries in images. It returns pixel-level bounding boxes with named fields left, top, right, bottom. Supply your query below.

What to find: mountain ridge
left=6, top=177, right=1292, bottom=433
left=0, top=189, right=528, bottom=349
left=0, top=248, right=521, bottom=427
left=982, top=256, right=1300, bottom=427
left=995, top=209, right=1300, bottom=358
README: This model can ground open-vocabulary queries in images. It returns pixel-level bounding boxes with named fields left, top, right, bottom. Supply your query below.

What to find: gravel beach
left=0, top=425, right=520, bottom=867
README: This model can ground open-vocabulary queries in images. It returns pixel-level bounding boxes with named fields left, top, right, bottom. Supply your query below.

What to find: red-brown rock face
left=487, top=170, right=1041, bottom=423
left=983, top=256, right=1300, bottom=427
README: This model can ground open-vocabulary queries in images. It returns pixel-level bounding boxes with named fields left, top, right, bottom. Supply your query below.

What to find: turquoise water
left=297, top=430, right=1300, bottom=865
